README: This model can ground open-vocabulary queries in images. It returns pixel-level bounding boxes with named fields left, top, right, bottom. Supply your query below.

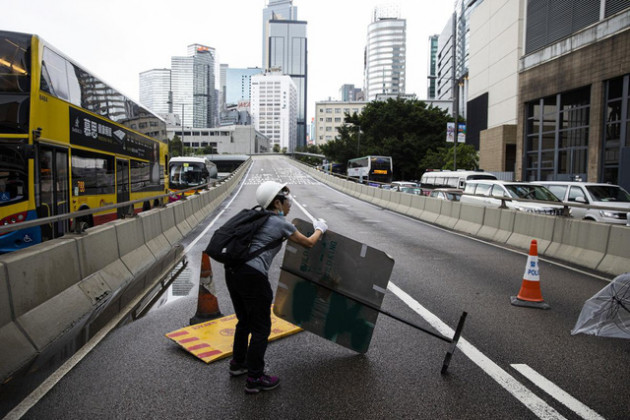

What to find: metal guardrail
left=0, top=168, right=243, bottom=237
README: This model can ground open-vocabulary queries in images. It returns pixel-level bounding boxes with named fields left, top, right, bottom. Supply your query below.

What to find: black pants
left=225, top=264, right=272, bottom=378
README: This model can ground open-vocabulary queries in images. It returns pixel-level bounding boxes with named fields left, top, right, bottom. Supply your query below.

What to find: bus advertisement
left=347, top=156, right=393, bottom=185
left=0, top=30, right=169, bottom=253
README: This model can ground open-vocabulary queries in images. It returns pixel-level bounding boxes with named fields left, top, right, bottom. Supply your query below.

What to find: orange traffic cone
left=510, top=239, right=550, bottom=309
left=190, top=252, right=222, bottom=325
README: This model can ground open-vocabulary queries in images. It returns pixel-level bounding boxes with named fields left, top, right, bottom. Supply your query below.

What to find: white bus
left=347, top=156, right=393, bottom=185
left=168, top=157, right=218, bottom=199
left=420, top=170, right=497, bottom=190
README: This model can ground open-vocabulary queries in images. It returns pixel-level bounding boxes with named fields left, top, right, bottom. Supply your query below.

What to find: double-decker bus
left=0, top=30, right=169, bottom=253
left=347, top=155, right=393, bottom=185
left=168, top=156, right=217, bottom=200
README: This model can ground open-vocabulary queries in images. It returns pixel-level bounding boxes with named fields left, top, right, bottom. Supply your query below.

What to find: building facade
left=139, top=68, right=171, bottom=116
left=168, top=125, right=270, bottom=154
left=339, top=84, right=363, bottom=101
left=171, top=44, right=217, bottom=129
left=517, top=1, right=630, bottom=189
left=427, top=35, right=439, bottom=100
left=314, top=100, right=367, bottom=145
left=364, top=5, right=406, bottom=101
left=225, top=67, right=263, bottom=106
left=250, top=71, right=298, bottom=152
left=262, top=0, right=298, bottom=70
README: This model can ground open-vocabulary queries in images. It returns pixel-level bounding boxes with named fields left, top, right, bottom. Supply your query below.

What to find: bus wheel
left=153, top=199, right=160, bottom=208
left=143, top=201, right=151, bottom=211
left=75, top=215, right=93, bottom=233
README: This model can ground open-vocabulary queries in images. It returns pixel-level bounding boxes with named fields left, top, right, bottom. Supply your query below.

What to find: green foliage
left=319, top=98, right=455, bottom=180
left=295, top=144, right=323, bottom=165
left=418, top=143, right=479, bottom=172
left=169, top=135, right=183, bottom=157
left=273, top=144, right=281, bottom=153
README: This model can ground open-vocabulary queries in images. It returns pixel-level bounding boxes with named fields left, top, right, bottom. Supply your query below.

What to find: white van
left=461, top=180, right=564, bottom=215
left=533, top=181, right=630, bottom=225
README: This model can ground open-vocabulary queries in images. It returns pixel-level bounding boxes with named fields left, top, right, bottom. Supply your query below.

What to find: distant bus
left=0, top=30, right=169, bottom=253
left=420, top=170, right=497, bottom=190
left=347, top=156, right=393, bottom=184
left=205, top=154, right=248, bottom=178
left=319, top=162, right=345, bottom=175
left=168, top=157, right=217, bottom=200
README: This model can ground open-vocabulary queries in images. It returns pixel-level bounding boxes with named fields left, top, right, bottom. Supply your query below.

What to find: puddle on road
left=147, top=263, right=197, bottom=313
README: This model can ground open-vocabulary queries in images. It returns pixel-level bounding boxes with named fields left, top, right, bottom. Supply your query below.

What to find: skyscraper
left=250, top=71, right=297, bottom=152
left=171, top=44, right=217, bottom=128
left=262, top=0, right=298, bottom=70
left=427, top=35, right=438, bottom=100
left=225, top=67, right=263, bottom=105
left=139, top=69, right=171, bottom=116
left=262, top=0, right=307, bottom=148
left=363, top=5, right=406, bottom=102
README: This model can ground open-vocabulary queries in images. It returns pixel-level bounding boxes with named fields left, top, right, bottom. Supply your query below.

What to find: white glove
left=313, top=219, right=328, bottom=234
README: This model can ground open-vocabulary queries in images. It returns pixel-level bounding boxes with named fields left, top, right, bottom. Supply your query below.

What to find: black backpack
left=205, top=206, right=284, bottom=267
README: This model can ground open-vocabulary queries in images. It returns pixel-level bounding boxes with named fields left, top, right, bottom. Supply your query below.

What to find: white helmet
left=256, top=181, right=288, bottom=209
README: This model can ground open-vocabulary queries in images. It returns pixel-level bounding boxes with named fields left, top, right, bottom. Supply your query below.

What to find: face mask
left=278, top=210, right=284, bottom=216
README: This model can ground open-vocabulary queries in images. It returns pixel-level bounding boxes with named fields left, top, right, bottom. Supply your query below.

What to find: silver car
left=533, top=181, right=630, bottom=225
left=461, top=180, right=564, bottom=215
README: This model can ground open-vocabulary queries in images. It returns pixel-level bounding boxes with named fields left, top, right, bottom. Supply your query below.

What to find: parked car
left=461, top=180, right=564, bottom=215
left=532, top=181, right=630, bottom=224
left=429, top=188, right=463, bottom=201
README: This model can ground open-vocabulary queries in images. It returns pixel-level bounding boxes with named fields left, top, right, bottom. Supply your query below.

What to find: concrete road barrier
left=293, top=159, right=630, bottom=277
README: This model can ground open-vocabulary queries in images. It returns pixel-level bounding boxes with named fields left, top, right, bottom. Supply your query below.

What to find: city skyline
left=7, top=0, right=456, bottom=123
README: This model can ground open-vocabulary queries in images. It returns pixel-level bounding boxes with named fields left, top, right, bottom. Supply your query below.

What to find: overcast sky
left=6, top=0, right=455, bottom=122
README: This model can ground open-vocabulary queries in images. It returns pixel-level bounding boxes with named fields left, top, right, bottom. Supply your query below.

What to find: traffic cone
left=190, top=252, right=222, bottom=325
left=510, top=239, right=550, bottom=309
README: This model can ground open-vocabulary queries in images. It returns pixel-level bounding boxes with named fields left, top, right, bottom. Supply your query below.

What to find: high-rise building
left=314, top=100, right=367, bottom=145
left=139, top=69, right=172, bottom=116
left=250, top=71, right=297, bottom=152
left=262, top=0, right=298, bottom=70
left=262, top=0, right=307, bottom=149
left=427, top=35, right=439, bottom=100
left=364, top=5, right=406, bottom=101
left=339, top=84, right=362, bottom=101
left=225, top=67, right=263, bottom=105
left=171, top=44, right=217, bottom=128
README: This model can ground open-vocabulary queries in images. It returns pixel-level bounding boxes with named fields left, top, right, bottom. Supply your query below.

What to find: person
left=225, top=180, right=327, bottom=394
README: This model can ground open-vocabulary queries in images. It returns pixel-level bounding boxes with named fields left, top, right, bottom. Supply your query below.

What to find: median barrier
left=0, top=260, right=38, bottom=381
left=159, top=205, right=184, bottom=245
left=139, top=208, right=174, bottom=274
left=597, top=224, right=630, bottom=275
left=406, top=194, right=426, bottom=219
left=1, top=238, right=93, bottom=375
left=170, top=200, right=193, bottom=237
left=544, top=218, right=610, bottom=271
left=506, top=212, right=557, bottom=253
left=435, top=200, right=461, bottom=230
left=453, top=204, right=485, bottom=236
left=420, top=196, right=443, bottom=224
left=393, top=192, right=413, bottom=215
left=289, top=158, right=630, bottom=276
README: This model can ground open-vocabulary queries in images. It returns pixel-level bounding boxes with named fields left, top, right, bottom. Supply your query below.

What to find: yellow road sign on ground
left=166, top=308, right=302, bottom=364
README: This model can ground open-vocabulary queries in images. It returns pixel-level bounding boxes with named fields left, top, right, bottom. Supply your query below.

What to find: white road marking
left=387, top=283, right=567, bottom=420
left=511, top=364, right=605, bottom=420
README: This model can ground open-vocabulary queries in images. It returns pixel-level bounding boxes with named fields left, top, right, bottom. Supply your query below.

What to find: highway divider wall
left=0, top=159, right=251, bottom=383
left=298, top=162, right=630, bottom=277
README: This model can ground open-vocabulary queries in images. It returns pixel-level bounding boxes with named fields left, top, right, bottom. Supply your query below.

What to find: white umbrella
left=571, top=273, right=630, bottom=339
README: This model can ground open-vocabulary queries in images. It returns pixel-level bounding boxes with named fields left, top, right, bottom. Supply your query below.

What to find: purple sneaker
left=229, top=360, right=247, bottom=377
left=245, top=374, right=280, bottom=394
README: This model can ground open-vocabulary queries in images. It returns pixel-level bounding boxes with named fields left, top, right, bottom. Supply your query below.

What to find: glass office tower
left=139, top=68, right=171, bottom=116
left=364, top=6, right=406, bottom=101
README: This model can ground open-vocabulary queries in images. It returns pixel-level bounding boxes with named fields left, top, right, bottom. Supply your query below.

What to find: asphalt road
left=6, top=156, right=629, bottom=419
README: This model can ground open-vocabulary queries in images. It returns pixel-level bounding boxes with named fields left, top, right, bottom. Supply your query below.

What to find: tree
left=295, top=144, right=323, bottom=166
left=169, top=135, right=183, bottom=157
left=320, top=98, right=454, bottom=180
left=273, top=144, right=281, bottom=153
left=418, top=143, right=479, bottom=172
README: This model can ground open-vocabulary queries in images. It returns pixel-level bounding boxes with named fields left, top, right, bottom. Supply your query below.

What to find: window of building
left=603, top=74, right=629, bottom=184
left=525, top=87, right=590, bottom=181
